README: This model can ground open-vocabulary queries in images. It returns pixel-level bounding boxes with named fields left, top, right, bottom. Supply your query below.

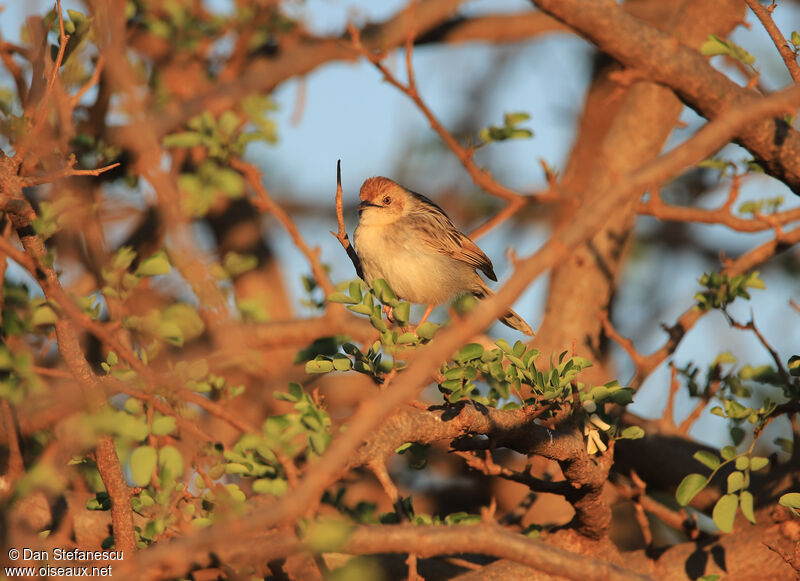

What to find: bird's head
left=358, top=177, right=409, bottom=225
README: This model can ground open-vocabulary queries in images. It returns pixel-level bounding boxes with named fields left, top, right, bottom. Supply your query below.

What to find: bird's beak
left=359, top=200, right=379, bottom=210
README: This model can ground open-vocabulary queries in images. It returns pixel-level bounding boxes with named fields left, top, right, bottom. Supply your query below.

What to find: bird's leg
left=382, top=304, right=396, bottom=324
left=417, top=304, right=434, bottom=328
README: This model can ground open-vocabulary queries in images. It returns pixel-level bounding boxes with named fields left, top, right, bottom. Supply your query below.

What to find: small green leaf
left=371, top=279, right=398, bottom=306
left=456, top=343, right=484, bottom=362
left=305, top=520, right=353, bottom=553
left=32, top=303, right=59, bottom=326
left=676, top=473, right=709, bottom=506
left=749, top=456, right=769, bottom=471
left=222, top=252, right=258, bottom=277
left=779, top=492, right=800, bottom=508
left=712, top=493, right=738, bottom=533
left=305, top=360, right=334, bottom=374
left=416, top=322, right=439, bottom=340
left=136, top=251, right=171, bottom=277
left=495, top=339, right=512, bottom=354
left=164, top=131, right=205, bottom=148
left=620, top=426, right=645, bottom=440
left=701, top=34, right=731, bottom=57
left=693, top=450, right=720, bottom=470
left=130, top=445, right=157, bottom=487
left=253, top=478, right=288, bottom=496
left=791, top=30, right=800, bottom=48
left=158, top=445, right=184, bottom=478
left=788, top=355, right=800, bottom=377
left=727, top=470, right=744, bottom=493
left=393, top=302, right=410, bottom=325
left=721, top=445, right=737, bottom=460
left=735, top=456, right=749, bottom=471
left=151, top=416, right=177, bottom=436
left=740, top=490, right=756, bottom=525
left=332, top=354, right=352, bottom=371
left=347, top=303, right=373, bottom=316
left=327, top=292, right=356, bottom=304
left=397, top=332, right=417, bottom=344
left=504, top=112, right=530, bottom=126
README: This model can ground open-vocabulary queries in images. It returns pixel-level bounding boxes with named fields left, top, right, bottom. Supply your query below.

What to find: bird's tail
left=472, top=280, right=534, bottom=336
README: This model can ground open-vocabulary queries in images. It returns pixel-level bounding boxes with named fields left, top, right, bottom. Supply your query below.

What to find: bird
left=352, top=176, right=533, bottom=336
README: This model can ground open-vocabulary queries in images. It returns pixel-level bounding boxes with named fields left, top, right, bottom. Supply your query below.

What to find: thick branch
left=530, top=0, right=800, bottom=194
left=342, top=523, right=652, bottom=581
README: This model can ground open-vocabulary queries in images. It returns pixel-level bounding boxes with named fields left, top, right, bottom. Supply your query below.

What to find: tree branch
left=530, top=0, right=800, bottom=194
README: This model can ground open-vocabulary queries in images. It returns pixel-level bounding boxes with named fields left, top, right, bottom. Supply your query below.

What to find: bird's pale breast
left=354, top=220, right=479, bottom=305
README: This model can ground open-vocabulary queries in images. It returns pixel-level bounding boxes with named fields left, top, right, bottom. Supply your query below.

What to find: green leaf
left=305, top=520, right=353, bottom=552
left=135, top=251, right=171, bottom=277
left=158, top=445, right=184, bottom=478
left=371, top=279, right=398, bottom=306
left=735, top=456, right=749, bottom=471
left=495, top=339, right=512, bottom=354
left=693, top=450, right=720, bottom=470
left=332, top=354, right=352, bottom=371
left=214, top=168, right=245, bottom=198
left=701, top=34, right=731, bottom=57
left=393, top=302, right=410, bottom=325
left=504, top=112, right=530, bottom=126
left=721, top=445, right=737, bottom=460
left=788, top=355, right=800, bottom=377
left=130, top=445, right=157, bottom=487
left=749, top=456, right=769, bottom=471
left=727, top=470, right=744, bottom=493
left=779, top=492, right=800, bottom=508
left=456, top=343, right=484, bottom=362
left=396, top=332, right=417, bottom=344
left=416, top=322, right=439, bottom=340
left=112, top=246, right=137, bottom=270
left=86, top=492, right=111, bottom=511
left=222, top=252, right=258, bottom=277
left=712, top=494, right=738, bottom=533
left=164, top=131, right=205, bottom=148
left=151, top=416, right=177, bottom=436
left=620, top=426, right=645, bottom=440
left=305, top=360, right=334, bottom=374
left=740, top=490, right=756, bottom=525
left=791, top=30, right=800, bottom=48
left=253, top=478, right=288, bottom=496
left=347, top=303, right=373, bottom=316
left=676, top=473, right=709, bottom=506
left=162, top=303, right=205, bottom=343
left=32, top=303, right=58, bottom=326
left=157, top=320, right=184, bottom=347
left=328, top=292, right=357, bottom=304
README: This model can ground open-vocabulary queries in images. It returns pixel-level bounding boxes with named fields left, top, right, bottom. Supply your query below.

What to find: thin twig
left=232, top=158, right=337, bottom=298
left=21, top=156, right=120, bottom=186
left=729, top=313, right=792, bottom=388
left=13, top=0, right=70, bottom=167
left=663, top=362, right=679, bottom=428
left=678, top=377, right=721, bottom=436
left=744, top=0, right=800, bottom=83
left=350, top=24, right=541, bottom=206
left=331, top=160, right=364, bottom=278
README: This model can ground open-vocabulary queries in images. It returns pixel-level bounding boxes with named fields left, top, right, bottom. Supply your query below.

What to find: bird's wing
left=408, top=192, right=497, bottom=281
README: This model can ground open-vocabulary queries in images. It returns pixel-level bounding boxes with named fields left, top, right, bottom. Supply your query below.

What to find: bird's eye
left=383, top=196, right=391, bottom=205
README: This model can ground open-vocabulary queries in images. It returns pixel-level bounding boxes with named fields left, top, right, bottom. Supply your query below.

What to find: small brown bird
left=353, top=177, right=533, bottom=335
